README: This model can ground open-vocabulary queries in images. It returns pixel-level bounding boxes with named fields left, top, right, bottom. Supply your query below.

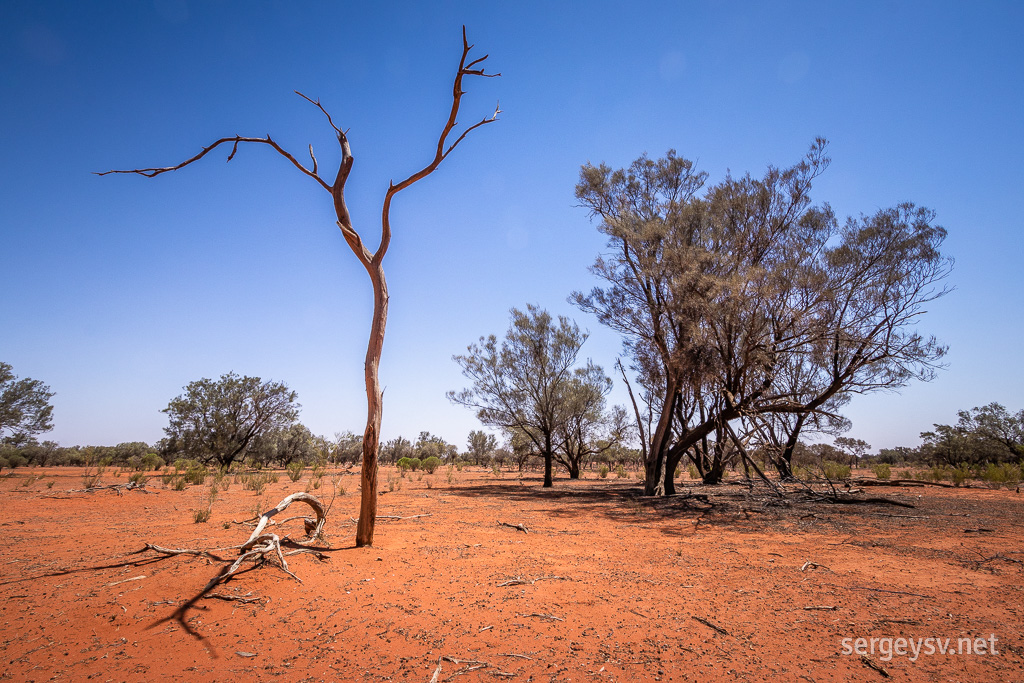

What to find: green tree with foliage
left=162, top=372, right=300, bottom=468
left=0, top=362, right=55, bottom=446
left=449, top=305, right=594, bottom=487
left=574, top=140, right=951, bottom=494
left=466, top=429, right=498, bottom=464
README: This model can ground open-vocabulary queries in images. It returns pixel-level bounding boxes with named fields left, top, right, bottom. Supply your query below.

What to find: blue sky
left=2, top=1, right=1022, bottom=452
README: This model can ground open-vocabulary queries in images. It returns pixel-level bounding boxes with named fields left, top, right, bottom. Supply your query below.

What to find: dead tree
left=99, top=28, right=499, bottom=546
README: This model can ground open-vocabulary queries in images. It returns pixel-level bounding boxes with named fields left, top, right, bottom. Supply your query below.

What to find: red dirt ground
left=1, top=466, right=1022, bottom=682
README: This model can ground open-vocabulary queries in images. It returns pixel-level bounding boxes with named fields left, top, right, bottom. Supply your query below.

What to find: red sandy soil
left=1, top=466, right=1022, bottom=682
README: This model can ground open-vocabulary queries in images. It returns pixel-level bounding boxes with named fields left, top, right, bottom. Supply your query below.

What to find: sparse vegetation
left=286, top=461, right=306, bottom=482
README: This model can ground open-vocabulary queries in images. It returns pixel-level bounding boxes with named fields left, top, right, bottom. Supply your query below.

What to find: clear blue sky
left=2, top=1, right=1022, bottom=452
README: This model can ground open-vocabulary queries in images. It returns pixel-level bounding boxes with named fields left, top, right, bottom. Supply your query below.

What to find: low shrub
left=422, top=456, right=441, bottom=474
left=286, top=462, right=306, bottom=482
left=598, top=464, right=610, bottom=479
left=242, top=472, right=274, bottom=495
left=981, top=462, right=1022, bottom=487
left=822, top=460, right=851, bottom=481
left=184, top=466, right=207, bottom=486
left=615, top=464, right=627, bottom=478
left=142, top=453, right=164, bottom=471
left=872, top=463, right=891, bottom=481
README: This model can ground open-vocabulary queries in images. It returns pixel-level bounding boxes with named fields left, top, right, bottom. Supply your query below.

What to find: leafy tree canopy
left=0, top=362, right=55, bottom=446
left=162, top=372, right=299, bottom=468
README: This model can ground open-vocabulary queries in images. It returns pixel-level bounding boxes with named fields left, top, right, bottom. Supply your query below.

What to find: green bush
left=397, top=457, right=413, bottom=472
left=598, top=464, right=610, bottom=479
left=822, top=460, right=851, bottom=480
left=950, top=464, right=971, bottom=487
left=0, top=456, right=9, bottom=472
left=128, top=472, right=147, bottom=486
left=242, top=471, right=274, bottom=495
left=687, top=464, right=700, bottom=480
left=184, top=465, right=207, bottom=485
left=982, top=462, right=1022, bottom=487
left=872, top=463, right=891, bottom=480
left=615, top=464, right=627, bottom=478
left=142, top=453, right=165, bottom=471
left=286, top=461, right=306, bottom=482
left=422, top=456, right=441, bottom=474
left=8, top=454, right=28, bottom=469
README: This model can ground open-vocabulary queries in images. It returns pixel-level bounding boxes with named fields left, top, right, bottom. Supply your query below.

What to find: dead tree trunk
left=99, top=27, right=498, bottom=548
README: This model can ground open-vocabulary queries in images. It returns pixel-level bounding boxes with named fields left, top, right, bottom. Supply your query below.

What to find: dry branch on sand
left=135, top=492, right=327, bottom=648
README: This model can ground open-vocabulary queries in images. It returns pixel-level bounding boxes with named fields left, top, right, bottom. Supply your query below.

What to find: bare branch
left=294, top=90, right=345, bottom=137
left=377, top=26, right=500, bottom=265
left=96, top=135, right=332, bottom=193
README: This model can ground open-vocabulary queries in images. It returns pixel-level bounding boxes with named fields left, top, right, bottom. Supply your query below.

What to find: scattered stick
left=496, top=575, right=565, bottom=587
left=801, top=561, right=829, bottom=572
left=802, top=605, right=837, bottom=611
left=106, top=575, right=147, bottom=587
left=517, top=612, right=564, bottom=621
left=70, top=482, right=156, bottom=494
left=860, top=655, right=890, bottom=678
left=691, top=615, right=729, bottom=636
left=500, top=653, right=533, bottom=660
left=852, top=477, right=957, bottom=489
left=429, top=656, right=490, bottom=682
left=498, top=521, right=529, bottom=534
left=377, top=513, right=433, bottom=521
left=846, top=586, right=931, bottom=599
left=207, top=593, right=262, bottom=604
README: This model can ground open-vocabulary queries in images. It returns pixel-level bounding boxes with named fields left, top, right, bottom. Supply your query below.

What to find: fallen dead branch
left=207, top=592, right=262, bottom=604
left=852, top=477, right=958, bottom=489
left=496, top=575, right=565, bottom=587
left=106, top=574, right=146, bottom=587
left=800, top=561, right=829, bottom=572
left=498, top=521, right=529, bottom=534
left=691, top=615, right=729, bottom=635
left=429, top=655, right=490, bottom=682
left=802, top=605, right=837, bottom=611
left=860, top=655, right=890, bottom=677
left=516, top=612, right=564, bottom=621
left=138, top=491, right=326, bottom=650
left=846, top=586, right=931, bottom=599
left=71, top=481, right=156, bottom=495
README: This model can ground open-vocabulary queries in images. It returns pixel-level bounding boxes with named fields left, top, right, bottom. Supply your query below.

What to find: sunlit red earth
left=1, top=466, right=1021, bottom=681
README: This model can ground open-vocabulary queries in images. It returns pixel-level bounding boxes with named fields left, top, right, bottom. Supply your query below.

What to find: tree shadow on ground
left=445, top=476, right=930, bottom=536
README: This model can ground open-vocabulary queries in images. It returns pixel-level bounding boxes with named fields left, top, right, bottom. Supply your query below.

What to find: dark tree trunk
left=543, top=433, right=553, bottom=487
left=775, top=413, right=806, bottom=480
